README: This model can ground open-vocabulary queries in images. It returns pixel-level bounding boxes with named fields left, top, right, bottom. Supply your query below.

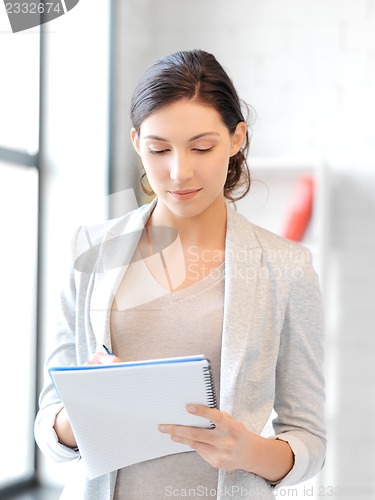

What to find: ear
left=130, top=128, right=141, bottom=155
left=230, top=122, right=247, bottom=156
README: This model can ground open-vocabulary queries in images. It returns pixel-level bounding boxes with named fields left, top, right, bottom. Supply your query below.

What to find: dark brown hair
left=131, top=49, right=253, bottom=202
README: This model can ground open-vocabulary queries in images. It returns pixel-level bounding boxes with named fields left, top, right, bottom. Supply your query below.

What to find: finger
left=157, top=403, right=218, bottom=437
left=87, top=352, right=123, bottom=365
left=186, top=404, right=223, bottom=425
left=159, top=424, right=216, bottom=446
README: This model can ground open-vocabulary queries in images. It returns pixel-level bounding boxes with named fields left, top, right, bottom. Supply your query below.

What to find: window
left=0, top=163, right=39, bottom=488
left=0, top=24, right=39, bottom=154
left=0, top=1, right=110, bottom=491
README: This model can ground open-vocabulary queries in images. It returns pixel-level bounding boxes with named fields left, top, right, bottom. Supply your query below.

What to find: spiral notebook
left=49, top=355, right=217, bottom=479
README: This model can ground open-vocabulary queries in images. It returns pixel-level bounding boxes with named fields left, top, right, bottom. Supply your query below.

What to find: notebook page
left=49, top=356, right=215, bottom=479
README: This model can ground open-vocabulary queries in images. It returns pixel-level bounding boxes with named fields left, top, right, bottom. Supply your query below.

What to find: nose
left=169, top=152, right=193, bottom=183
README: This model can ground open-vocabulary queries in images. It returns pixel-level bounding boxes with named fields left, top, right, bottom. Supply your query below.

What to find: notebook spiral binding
left=203, top=364, right=218, bottom=429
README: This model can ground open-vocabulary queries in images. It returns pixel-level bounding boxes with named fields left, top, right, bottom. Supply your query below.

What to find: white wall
left=113, top=1, right=375, bottom=498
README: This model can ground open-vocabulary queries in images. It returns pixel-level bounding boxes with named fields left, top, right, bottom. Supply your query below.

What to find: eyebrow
left=142, top=132, right=220, bottom=142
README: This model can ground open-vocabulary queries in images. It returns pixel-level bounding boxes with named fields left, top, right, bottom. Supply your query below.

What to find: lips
left=170, top=189, right=202, bottom=195
left=168, top=188, right=202, bottom=200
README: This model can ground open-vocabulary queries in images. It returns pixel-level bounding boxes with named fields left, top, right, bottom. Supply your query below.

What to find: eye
left=148, top=148, right=170, bottom=155
left=192, top=147, right=214, bottom=153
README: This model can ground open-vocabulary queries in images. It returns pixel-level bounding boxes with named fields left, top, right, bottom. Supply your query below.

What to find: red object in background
left=282, top=175, right=315, bottom=242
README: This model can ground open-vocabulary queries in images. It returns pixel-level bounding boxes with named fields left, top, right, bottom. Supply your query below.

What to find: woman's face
left=131, top=99, right=246, bottom=220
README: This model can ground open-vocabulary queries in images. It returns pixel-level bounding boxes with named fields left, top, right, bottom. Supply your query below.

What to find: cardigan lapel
left=88, top=200, right=157, bottom=351
left=220, top=207, right=262, bottom=415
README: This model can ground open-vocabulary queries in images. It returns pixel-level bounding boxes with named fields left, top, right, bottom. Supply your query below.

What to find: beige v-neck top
left=111, top=258, right=224, bottom=499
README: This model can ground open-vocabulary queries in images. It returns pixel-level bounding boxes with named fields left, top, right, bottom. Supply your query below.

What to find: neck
left=148, top=197, right=227, bottom=249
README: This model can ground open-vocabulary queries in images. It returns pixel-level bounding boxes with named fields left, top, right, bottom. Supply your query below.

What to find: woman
left=35, top=50, right=326, bottom=499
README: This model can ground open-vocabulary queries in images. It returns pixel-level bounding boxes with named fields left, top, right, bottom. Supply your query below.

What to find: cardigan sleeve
left=271, top=250, right=326, bottom=488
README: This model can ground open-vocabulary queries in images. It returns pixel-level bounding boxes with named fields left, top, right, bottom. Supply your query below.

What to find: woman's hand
left=158, top=404, right=255, bottom=471
left=54, top=406, right=78, bottom=449
left=158, top=404, right=294, bottom=482
left=84, top=351, right=123, bottom=365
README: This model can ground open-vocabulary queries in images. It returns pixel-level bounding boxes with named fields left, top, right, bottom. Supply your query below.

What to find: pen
left=102, top=344, right=115, bottom=356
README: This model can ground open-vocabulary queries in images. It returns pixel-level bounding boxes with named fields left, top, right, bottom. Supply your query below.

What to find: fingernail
left=159, top=425, right=166, bottom=432
left=187, top=404, right=197, bottom=413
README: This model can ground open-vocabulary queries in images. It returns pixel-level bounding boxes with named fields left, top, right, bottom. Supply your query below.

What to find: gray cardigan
left=35, top=200, right=326, bottom=499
